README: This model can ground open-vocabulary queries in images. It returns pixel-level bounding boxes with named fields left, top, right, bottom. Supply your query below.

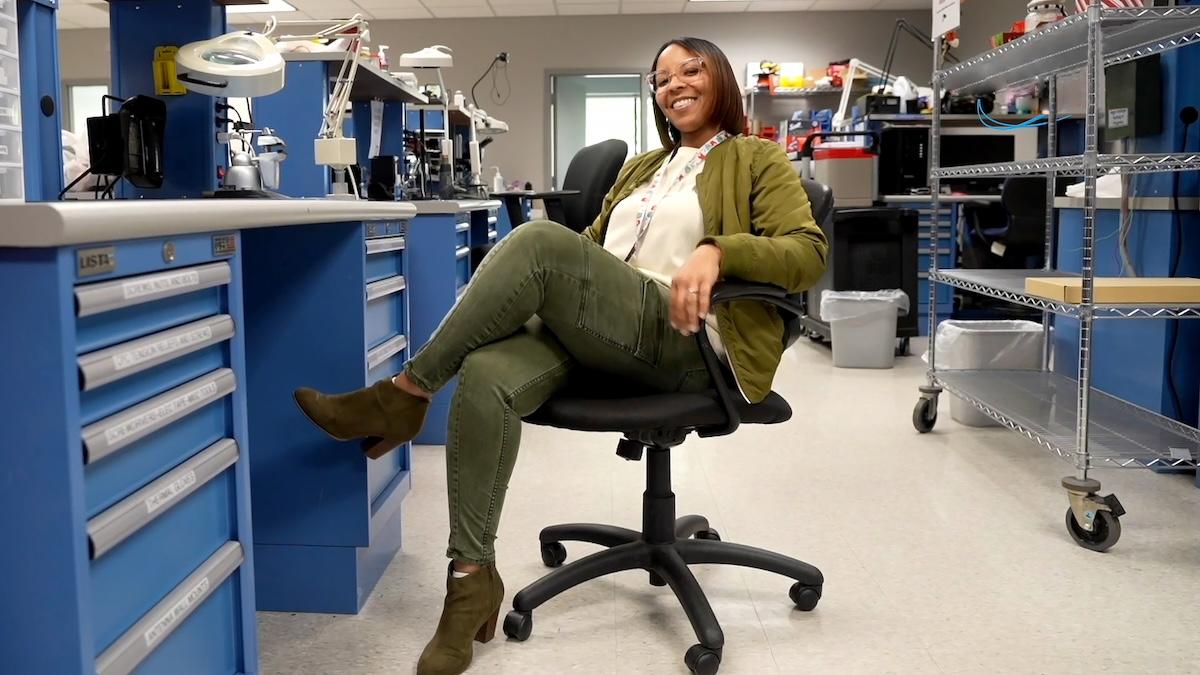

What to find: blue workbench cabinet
left=241, top=217, right=414, bottom=614
left=0, top=231, right=259, bottom=675
left=406, top=199, right=503, bottom=445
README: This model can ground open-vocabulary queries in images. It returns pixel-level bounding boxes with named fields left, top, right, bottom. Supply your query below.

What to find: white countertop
left=411, top=199, right=503, bottom=215
left=0, top=200, right=419, bottom=247
left=1054, top=196, right=1200, bottom=211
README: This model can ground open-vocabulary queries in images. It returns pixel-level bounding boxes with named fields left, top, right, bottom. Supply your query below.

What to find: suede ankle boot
left=416, top=564, right=505, bottom=675
left=293, top=378, right=429, bottom=459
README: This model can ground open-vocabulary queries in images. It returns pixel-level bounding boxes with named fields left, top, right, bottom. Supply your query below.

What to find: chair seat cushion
left=525, top=389, right=792, bottom=433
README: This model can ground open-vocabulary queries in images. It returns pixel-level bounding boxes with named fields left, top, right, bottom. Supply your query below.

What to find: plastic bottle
left=491, top=167, right=505, bottom=193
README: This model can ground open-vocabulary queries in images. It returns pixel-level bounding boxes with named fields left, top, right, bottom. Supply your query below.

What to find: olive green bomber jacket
left=582, top=135, right=829, bottom=403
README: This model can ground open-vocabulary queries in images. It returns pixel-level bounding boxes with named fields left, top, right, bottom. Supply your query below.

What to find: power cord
left=471, top=52, right=509, bottom=110
left=1166, top=105, right=1197, bottom=420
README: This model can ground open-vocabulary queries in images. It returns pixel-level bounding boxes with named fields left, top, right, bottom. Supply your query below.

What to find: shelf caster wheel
left=790, top=582, right=821, bottom=611
left=808, top=332, right=825, bottom=343
left=896, top=337, right=911, bottom=357
left=912, top=397, right=937, bottom=433
left=684, top=644, right=722, bottom=675
left=503, top=610, right=533, bottom=642
left=540, top=541, right=567, bottom=568
left=694, top=529, right=721, bottom=542
left=1065, top=507, right=1121, bottom=553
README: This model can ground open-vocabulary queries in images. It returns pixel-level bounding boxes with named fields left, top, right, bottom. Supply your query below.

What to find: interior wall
left=59, top=10, right=939, bottom=189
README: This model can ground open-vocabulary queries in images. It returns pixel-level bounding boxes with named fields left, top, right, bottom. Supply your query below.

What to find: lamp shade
left=175, top=31, right=286, bottom=97
left=398, top=45, right=453, bottom=68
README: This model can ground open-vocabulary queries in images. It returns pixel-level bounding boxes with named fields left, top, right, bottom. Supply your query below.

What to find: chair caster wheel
left=540, top=541, right=567, bottom=568
left=503, top=610, right=532, bottom=642
left=684, top=644, right=722, bottom=675
left=790, top=582, right=821, bottom=611
left=694, top=529, right=721, bottom=541
left=649, top=571, right=668, bottom=587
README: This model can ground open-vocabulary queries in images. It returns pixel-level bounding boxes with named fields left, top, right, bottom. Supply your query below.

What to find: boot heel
left=362, top=437, right=400, bottom=460
left=474, top=610, right=500, bottom=644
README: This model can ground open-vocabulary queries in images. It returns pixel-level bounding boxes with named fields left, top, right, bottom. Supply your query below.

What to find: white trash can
left=820, top=290, right=910, bottom=369
left=932, top=320, right=1045, bottom=426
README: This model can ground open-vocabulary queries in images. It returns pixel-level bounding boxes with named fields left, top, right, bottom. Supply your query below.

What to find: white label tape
left=104, top=382, right=220, bottom=446
left=144, top=470, right=197, bottom=514
left=122, top=270, right=201, bottom=301
left=144, top=577, right=210, bottom=648
left=112, top=326, right=213, bottom=371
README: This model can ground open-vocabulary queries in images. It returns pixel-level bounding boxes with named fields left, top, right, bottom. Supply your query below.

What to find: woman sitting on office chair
left=293, top=37, right=828, bottom=675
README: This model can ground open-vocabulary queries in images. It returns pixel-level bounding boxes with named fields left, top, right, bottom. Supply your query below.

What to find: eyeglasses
left=646, top=57, right=705, bottom=92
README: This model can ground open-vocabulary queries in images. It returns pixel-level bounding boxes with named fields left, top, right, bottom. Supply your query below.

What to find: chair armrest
left=711, top=281, right=804, bottom=319
left=691, top=279, right=802, bottom=438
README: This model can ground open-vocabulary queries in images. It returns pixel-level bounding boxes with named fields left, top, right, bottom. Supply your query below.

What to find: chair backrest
left=1001, top=177, right=1048, bottom=247
left=560, top=139, right=629, bottom=232
left=781, top=179, right=834, bottom=348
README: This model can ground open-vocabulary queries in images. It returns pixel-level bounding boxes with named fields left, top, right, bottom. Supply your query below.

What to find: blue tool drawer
left=456, top=221, right=470, bottom=249
left=456, top=247, right=470, bottom=290
left=70, top=234, right=251, bottom=675
left=365, top=275, right=407, bottom=351
left=365, top=234, right=405, bottom=283
left=89, top=460, right=237, bottom=655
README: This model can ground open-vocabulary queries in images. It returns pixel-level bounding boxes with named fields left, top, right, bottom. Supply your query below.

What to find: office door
left=549, top=73, right=658, bottom=189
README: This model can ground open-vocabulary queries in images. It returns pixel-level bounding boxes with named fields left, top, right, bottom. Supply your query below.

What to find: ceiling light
left=226, top=0, right=297, bottom=14
left=687, top=0, right=747, bottom=3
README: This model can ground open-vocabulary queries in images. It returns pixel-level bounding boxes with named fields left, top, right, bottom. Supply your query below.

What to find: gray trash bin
left=932, top=320, right=1045, bottom=426
left=820, top=290, right=910, bottom=369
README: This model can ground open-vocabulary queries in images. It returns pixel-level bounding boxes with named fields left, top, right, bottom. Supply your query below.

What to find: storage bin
left=821, top=290, right=910, bottom=369
left=932, top=319, right=1044, bottom=426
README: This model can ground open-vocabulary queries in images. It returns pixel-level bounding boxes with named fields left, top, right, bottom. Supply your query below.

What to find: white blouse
left=602, top=147, right=726, bottom=360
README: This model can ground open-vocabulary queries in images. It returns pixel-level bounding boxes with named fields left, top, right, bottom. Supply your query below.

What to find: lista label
left=104, top=382, right=219, bottom=446
left=143, top=576, right=210, bottom=648
left=144, top=470, right=197, bottom=514
left=122, top=270, right=200, bottom=301
left=77, top=246, right=118, bottom=277
left=112, top=326, right=213, bottom=371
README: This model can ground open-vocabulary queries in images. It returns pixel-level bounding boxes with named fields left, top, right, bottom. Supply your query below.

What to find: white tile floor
left=258, top=342, right=1200, bottom=675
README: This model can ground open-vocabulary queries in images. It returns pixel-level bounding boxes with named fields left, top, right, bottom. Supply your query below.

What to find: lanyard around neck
left=624, top=131, right=730, bottom=263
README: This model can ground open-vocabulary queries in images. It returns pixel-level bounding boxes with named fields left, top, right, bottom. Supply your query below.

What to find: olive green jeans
left=404, top=220, right=711, bottom=564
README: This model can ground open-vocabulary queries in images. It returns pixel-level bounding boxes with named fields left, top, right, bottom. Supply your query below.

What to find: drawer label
left=77, top=246, right=117, bottom=277
left=104, top=382, right=220, bottom=446
left=112, top=326, right=214, bottom=371
left=144, top=470, right=197, bottom=514
left=212, top=234, right=237, bottom=257
left=144, top=576, right=210, bottom=648
left=122, top=270, right=200, bottom=301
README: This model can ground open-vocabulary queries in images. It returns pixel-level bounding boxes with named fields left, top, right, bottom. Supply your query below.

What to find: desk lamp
left=176, top=16, right=373, bottom=199
left=400, top=45, right=455, bottom=196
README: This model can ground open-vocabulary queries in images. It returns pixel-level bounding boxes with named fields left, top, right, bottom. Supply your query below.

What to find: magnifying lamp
left=175, top=31, right=286, bottom=97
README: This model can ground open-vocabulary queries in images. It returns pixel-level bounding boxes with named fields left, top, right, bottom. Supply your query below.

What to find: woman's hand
left=669, top=244, right=722, bottom=336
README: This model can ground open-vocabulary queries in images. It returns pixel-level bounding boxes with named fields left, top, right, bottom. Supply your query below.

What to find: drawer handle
left=76, top=262, right=232, bottom=318
left=488, top=229, right=497, bottom=239
left=367, top=334, right=409, bottom=371
left=95, top=541, right=243, bottom=675
left=366, top=236, right=406, bottom=255
left=455, top=223, right=470, bottom=233
left=87, top=439, right=238, bottom=560
left=487, top=216, right=498, bottom=225
left=77, top=315, right=235, bottom=392
left=455, top=246, right=470, bottom=260
left=82, top=369, right=237, bottom=465
left=366, top=275, right=406, bottom=302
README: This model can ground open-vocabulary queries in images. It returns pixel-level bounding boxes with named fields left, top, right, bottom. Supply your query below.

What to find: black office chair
left=962, top=177, right=1048, bottom=270
left=532, top=138, right=629, bottom=232
left=502, top=180, right=834, bottom=675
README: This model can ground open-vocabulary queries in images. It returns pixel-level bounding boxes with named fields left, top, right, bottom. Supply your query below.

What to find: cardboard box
left=1025, top=277, right=1200, bottom=304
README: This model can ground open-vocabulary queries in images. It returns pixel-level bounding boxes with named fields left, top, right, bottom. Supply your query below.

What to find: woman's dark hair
left=650, top=37, right=745, bottom=150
